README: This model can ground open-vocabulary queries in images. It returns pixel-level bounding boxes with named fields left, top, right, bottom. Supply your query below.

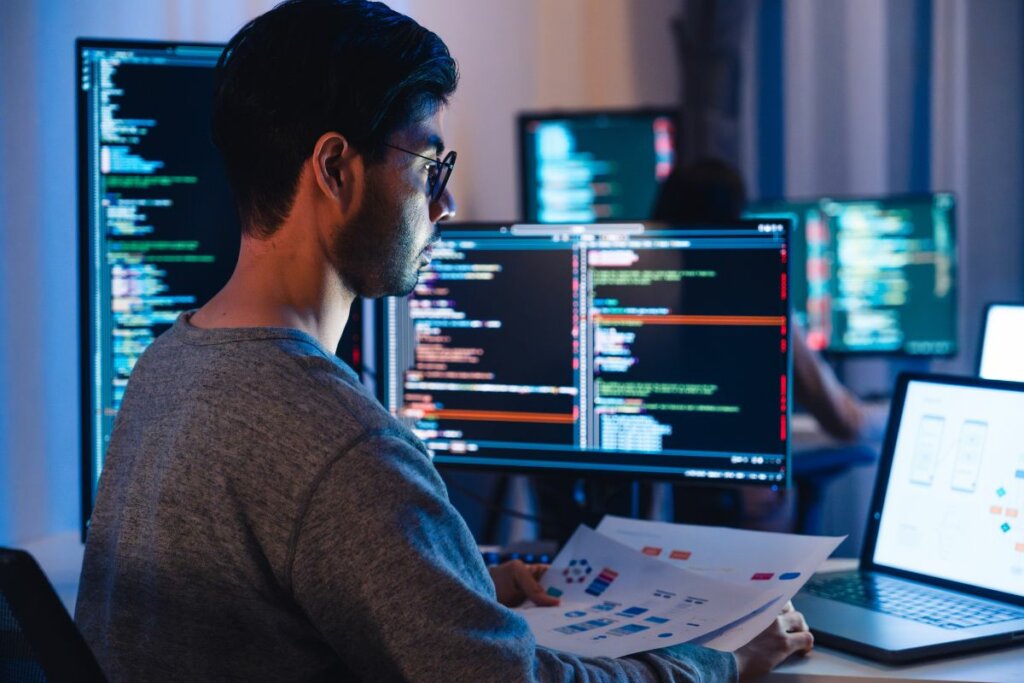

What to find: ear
left=310, top=131, right=361, bottom=214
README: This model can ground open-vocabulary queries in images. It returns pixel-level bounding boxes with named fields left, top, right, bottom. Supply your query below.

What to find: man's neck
left=191, top=231, right=354, bottom=353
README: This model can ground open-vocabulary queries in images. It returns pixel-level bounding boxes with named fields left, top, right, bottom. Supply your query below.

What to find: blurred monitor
left=978, top=303, right=1024, bottom=381
left=518, top=109, right=676, bottom=223
left=746, top=193, right=957, bottom=356
left=376, top=220, right=791, bottom=484
left=77, top=39, right=360, bottom=535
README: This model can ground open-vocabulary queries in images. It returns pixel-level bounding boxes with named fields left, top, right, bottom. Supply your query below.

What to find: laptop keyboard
left=803, top=574, right=1024, bottom=630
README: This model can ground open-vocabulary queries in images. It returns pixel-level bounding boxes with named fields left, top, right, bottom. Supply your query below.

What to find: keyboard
left=803, top=573, right=1024, bottom=630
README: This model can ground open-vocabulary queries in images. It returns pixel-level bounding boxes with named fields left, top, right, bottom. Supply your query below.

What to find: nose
left=430, top=186, right=456, bottom=223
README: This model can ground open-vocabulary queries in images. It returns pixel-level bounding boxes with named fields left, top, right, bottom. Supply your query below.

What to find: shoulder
left=128, top=324, right=428, bottom=468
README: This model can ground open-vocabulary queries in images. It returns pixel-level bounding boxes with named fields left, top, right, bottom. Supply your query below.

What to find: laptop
left=978, top=303, right=1024, bottom=381
left=793, top=373, right=1024, bottom=663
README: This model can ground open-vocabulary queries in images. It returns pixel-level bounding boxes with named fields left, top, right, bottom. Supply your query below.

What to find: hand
left=734, top=601, right=813, bottom=681
left=487, top=560, right=560, bottom=608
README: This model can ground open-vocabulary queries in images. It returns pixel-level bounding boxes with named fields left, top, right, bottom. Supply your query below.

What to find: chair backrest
left=0, top=548, right=106, bottom=683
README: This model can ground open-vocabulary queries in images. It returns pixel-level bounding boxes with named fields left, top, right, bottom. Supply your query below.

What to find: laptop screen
left=873, top=378, right=1024, bottom=599
left=979, top=304, right=1024, bottom=381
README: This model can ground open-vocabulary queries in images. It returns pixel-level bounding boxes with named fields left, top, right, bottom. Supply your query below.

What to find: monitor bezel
left=516, top=107, right=679, bottom=224
left=77, top=38, right=227, bottom=540
left=375, top=219, right=792, bottom=486
left=860, top=372, right=1024, bottom=607
left=745, top=192, right=959, bottom=358
left=976, top=302, right=1024, bottom=378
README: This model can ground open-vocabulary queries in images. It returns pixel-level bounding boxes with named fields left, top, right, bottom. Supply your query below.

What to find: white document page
left=595, top=515, right=844, bottom=650
left=516, top=525, right=777, bottom=658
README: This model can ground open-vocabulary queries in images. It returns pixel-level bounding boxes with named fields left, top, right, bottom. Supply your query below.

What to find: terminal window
left=78, top=41, right=360, bottom=522
left=747, top=194, right=956, bottom=355
left=382, top=223, right=790, bottom=483
left=519, top=110, right=675, bottom=223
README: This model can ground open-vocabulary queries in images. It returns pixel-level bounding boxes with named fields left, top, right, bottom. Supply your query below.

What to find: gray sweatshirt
left=76, top=314, right=737, bottom=682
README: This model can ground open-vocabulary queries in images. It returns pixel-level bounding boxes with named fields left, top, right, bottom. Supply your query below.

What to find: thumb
left=518, top=564, right=559, bottom=606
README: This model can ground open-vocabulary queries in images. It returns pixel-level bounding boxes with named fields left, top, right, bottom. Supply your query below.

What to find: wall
left=931, top=0, right=1024, bottom=373
left=0, top=0, right=681, bottom=545
left=405, top=0, right=680, bottom=221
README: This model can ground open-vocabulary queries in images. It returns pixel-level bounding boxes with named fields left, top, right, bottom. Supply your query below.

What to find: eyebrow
left=424, top=133, right=445, bottom=156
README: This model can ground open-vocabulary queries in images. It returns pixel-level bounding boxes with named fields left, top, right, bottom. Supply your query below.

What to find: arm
left=792, top=325, right=865, bottom=441
left=289, top=431, right=737, bottom=682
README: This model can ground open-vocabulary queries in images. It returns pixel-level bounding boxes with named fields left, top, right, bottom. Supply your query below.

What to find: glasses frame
left=384, top=143, right=457, bottom=203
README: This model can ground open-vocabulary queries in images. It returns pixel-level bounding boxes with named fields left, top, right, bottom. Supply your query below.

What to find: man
left=76, top=2, right=812, bottom=680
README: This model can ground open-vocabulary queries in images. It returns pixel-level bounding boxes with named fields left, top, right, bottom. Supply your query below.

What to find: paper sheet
left=515, top=526, right=779, bottom=658
left=595, top=515, right=845, bottom=650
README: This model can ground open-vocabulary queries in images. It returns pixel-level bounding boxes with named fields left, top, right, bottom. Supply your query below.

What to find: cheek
left=401, top=194, right=431, bottom=242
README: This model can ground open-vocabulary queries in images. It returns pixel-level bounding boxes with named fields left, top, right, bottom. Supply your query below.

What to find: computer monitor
left=518, top=109, right=676, bottom=223
left=377, top=220, right=791, bottom=483
left=978, top=303, right=1024, bottom=381
left=746, top=193, right=957, bottom=356
left=77, top=39, right=361, bottom=535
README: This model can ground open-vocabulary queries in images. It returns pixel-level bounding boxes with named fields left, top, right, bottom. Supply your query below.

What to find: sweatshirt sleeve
left=289, top=431, right=738, bottom=683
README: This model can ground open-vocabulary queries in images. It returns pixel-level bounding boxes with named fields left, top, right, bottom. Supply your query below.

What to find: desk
left=769, top=560, right=1024, bottom=682
left=766, top=644, right=1024, bottom=682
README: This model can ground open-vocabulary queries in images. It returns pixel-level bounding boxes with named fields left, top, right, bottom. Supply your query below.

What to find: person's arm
left=289, top=430, right=740, bottom=682
left=792, top=325, right=865, bottom=441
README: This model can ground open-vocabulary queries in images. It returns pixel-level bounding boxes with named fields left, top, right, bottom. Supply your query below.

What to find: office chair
left=0, top=547, right=106, bottom=682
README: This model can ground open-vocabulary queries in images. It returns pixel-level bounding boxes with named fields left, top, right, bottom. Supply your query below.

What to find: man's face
left=332, top=109, right=453, bottom=299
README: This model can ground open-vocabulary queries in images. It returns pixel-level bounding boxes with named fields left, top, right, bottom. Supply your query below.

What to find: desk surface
left=768, top=642, right=1024, bottom=682
left=769, top=559, right=1024, bottom=682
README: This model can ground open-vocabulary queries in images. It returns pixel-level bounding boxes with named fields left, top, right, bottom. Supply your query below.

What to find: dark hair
left=212, top=0, right=459, bottom=236
left=650, top=157, right=747, bottom=223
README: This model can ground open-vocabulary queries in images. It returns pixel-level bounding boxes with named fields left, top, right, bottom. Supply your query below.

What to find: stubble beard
left=331, top=176, right=426, bottom=299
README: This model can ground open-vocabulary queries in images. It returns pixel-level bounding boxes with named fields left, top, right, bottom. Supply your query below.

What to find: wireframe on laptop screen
left=873, top=378, right=1024, bottom=599
left=978, top=304, right=1024, bottom=381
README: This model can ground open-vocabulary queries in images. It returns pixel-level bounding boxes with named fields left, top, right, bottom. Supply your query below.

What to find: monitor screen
left=872, top=376, right=1024, bottom=600
left=979, top=304, right=1024, bottom=381
left=518, top=109, right=676, bottom=223
left=746, top=194, right=956, bottom=356
left=77, top=40, right=360, bottom=531
left=378, top=221, right=791, bottom=483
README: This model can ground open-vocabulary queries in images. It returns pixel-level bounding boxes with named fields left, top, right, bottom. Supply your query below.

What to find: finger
left=530, top=564, right=550, bottom=580
left=779, top=610, right=809, bottom=633
left=780, top=600, right=795, bottom=614
left=791, top=612, right=810, bottom=634
left=517, top=563, right=559, bottom=606
left=787, top=630, right=814, bottom=655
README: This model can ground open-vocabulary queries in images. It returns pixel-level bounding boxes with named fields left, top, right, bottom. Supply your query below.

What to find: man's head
left=212, top=0, right=458, bottom=297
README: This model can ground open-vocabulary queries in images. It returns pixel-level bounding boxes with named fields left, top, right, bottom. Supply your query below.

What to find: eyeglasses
left=384, top=143, right=457, bottom=203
